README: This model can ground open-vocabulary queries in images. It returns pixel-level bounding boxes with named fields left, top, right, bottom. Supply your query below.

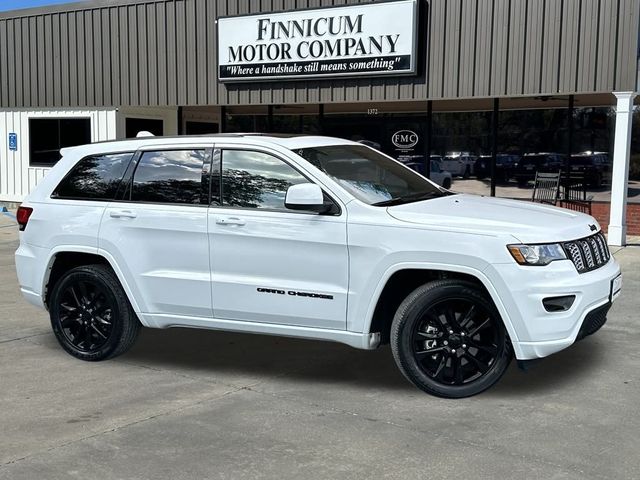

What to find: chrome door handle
left=216, top=216, right=245, bottom=226
left=109, top=210, right=137, bottom=219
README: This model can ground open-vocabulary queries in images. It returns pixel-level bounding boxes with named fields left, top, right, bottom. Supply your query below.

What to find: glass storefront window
left=218, top=99, right=622, bottom=205
left=431, top=111, right=492, bottom=196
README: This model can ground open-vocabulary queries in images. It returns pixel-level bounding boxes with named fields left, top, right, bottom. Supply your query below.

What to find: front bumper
left=485, top=256, right=621, bottom=360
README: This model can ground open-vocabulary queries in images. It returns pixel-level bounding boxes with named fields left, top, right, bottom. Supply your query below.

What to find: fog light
left=542, top=295, right=576, bottom=312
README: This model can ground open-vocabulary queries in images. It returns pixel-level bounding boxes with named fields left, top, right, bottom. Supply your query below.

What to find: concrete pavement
left=1, top=211, right=639, bottom=479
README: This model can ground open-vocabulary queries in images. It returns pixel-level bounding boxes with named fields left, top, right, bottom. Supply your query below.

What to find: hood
left=386, top=194, right=599, bottom=243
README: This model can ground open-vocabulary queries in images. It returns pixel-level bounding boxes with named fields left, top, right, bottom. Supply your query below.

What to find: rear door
left=99, top=144, right=214, bottom=319
left=207, top=145, right=349, bottom=330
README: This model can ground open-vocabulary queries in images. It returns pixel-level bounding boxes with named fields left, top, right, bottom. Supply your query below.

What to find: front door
left=208, top=147, right=349, bottom=330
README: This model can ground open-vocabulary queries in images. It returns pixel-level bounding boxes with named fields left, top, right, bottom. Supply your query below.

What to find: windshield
left=294, top=145, right=446, bottom=206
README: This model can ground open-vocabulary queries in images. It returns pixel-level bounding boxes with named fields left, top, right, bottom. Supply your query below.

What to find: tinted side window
left=221, top=150, right=307, bottom=210
left=132, top=149, right=209, bottom=204
left=52, top=153, right=134, bottom=200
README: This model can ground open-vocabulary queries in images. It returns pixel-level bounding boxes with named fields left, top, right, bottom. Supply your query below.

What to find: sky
left=0, top=0, right=80, bottom=12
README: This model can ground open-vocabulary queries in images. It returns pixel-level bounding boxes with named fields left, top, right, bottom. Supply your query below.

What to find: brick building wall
left=590, top=202, right=640, bottom=235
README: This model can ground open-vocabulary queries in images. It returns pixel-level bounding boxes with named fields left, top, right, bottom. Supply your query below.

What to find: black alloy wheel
left=391, top=280, right=512, bottom=398
left=50, top=264, right=141, bottom=361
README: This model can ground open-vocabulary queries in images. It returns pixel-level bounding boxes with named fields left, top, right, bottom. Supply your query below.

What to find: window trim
left=28, top=116, right=92, bottom=168
left=50, top=151, right=136, bottom=202
left=123, top=146, right=214, bottom=207
left=214, top=146, right=342, bottom=216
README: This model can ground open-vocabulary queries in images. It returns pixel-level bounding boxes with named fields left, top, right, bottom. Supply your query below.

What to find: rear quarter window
left=52, top=152, right=134, bottom=200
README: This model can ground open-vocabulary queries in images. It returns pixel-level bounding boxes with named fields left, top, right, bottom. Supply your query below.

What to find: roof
left=60, top=134, right=359, bottom=157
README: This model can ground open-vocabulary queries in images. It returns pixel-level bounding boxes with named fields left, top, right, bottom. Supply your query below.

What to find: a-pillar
left=608, top=91, right=637, bottom=246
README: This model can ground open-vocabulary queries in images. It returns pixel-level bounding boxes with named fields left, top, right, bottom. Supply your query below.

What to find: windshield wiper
left=372, top=191, right=445, bottom=207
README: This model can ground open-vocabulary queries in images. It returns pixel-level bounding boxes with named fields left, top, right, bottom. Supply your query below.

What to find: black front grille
left=563, top=231, right=610, bottom=273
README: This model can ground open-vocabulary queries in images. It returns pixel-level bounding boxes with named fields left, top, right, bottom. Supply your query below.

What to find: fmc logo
left=392, top=130, right=419, bottom=149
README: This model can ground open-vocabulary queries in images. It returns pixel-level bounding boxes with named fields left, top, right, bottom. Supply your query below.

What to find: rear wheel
left=443, top=178, right=452, bottom=189
left=49, top=264, right=141, bottom=361
left=390, top=280, right=512, bottom=398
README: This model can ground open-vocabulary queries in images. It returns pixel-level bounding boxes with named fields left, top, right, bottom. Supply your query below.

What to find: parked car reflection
left=513, top=153, right=565, bottom=187
left=397, top=155, right=453, bottom=189
left=474, top=154, right=519, bottom=182
left=441, top=152, right=477, bottom=178
left=570, top=151, right=610, bottom=188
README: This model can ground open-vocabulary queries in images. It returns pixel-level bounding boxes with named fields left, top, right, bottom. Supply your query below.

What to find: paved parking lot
left=1, top=210, right=639, bottom=479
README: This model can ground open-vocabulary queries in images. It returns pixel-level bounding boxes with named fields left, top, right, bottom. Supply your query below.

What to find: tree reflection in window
left=133, top=150, right=208, bottom=204
left=221, top=150, right=307, bottom=210
left=53, top=153, right=134, bottom=200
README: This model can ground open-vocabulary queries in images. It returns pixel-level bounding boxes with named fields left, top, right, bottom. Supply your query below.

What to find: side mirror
left=285, top=183, right=326, bottom=212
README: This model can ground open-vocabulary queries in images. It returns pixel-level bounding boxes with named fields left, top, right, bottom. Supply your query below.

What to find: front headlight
left=507, top=243, right=567, bottom=266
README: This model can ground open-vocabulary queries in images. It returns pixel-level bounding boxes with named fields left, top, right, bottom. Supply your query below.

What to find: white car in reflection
left=429, top=159, right=453, bottom=189
left=397, top=155, right=453, bottom=189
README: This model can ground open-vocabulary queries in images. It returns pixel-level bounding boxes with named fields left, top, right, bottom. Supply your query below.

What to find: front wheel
left=390, top=280, right=512, bottom=398
left=49, top=264, right=141, bottom=361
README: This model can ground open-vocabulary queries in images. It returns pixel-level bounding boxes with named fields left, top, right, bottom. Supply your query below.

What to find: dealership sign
left=217, top=0, right=418, bottom=82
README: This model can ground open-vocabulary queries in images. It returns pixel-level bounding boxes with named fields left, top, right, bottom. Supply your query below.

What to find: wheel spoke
left=88, top=291, right=104, bottom=309
left=60, top=315, right=78, bottom=328
left=90, top=324, right=107, bottom=339
left=469, top=341, right=497, bottom=357
left=444, top=306, right=462, bottom=332
left=468, top=318, right=491, bottom=337
left=451, top=356, right=464, bottom=384
left=459, top=305, right=476, bottom=330
left=74, top=325, right=88, bottom=346
left=416, top=330, right=439, bottom=339
left=69, top=287, right=82, bottom=308
left=77, top=281, right=90, bottom=305
left=432, top=353, right=447, bottom=380
left=415, top=346, right=446, bottom=356
left=464, top=352, right=490, bottom=374
left=60, top=303, right=77, bottom=313
left=94, top=314, right=111, bottom=325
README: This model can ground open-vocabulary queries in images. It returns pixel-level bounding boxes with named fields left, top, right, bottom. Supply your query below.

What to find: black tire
left=390, top=280, right=512, bottom=398
left=49, top=264, right=141, bottom=361
left=517, top=178, right=528, bottom=188
left=443, top=178, right=452, bottom=189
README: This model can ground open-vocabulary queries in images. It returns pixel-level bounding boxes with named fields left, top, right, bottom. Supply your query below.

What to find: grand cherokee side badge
left=589, top=224, right=597, bottom=232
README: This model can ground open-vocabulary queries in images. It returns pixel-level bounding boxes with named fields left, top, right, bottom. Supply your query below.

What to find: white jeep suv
left=15, top=134, right=622, bottom=398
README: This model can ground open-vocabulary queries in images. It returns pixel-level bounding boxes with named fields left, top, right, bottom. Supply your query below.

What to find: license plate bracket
left=610, top=274, right=622, bottom=302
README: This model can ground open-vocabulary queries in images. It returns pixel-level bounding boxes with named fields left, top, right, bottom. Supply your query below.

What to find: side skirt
left=140, top=313, right=381, bottom=350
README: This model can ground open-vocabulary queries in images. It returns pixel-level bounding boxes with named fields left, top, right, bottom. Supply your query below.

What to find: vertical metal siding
left=490, top=1, right=509, bottom=96
left=0, top=0, right=638, bottom=108
left=507, top=0, right=526, bottom=95
left=523, top=0, right=543, bottom=95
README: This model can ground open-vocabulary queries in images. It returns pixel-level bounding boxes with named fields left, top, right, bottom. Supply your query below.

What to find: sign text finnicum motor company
left=217, top=0, right=418, bottom=82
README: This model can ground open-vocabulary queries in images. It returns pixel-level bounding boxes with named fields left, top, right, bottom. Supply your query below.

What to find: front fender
left=358, top=262, right=522, bottom=359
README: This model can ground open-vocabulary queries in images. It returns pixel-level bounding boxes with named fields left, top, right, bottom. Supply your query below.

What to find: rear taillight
left=16, top=206, right=33, bottom=231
